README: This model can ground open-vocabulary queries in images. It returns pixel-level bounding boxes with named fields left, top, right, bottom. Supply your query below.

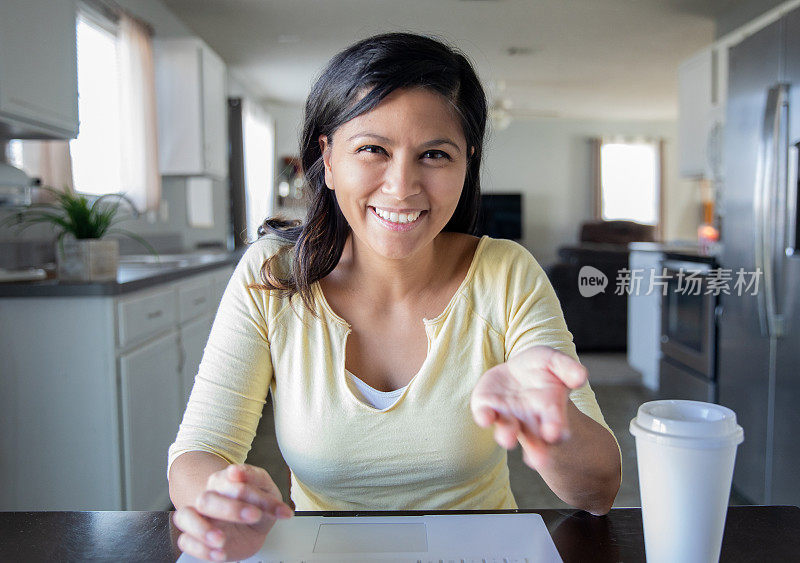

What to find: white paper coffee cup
left=630, top=400, right=744, bottom=563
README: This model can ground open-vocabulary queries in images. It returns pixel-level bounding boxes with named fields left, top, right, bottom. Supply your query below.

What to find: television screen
left=475, top=193, right=522, bottom=240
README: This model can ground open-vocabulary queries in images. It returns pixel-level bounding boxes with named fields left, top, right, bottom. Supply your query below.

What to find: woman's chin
left=360, top=234, right=431, bottom=262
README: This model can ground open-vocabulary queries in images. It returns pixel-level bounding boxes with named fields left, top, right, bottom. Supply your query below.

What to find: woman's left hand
left=470, top=345, right=589, bottom=469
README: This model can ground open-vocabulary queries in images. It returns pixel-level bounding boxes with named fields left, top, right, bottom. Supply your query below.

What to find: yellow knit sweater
left=167, top=235, right=618, bottom=510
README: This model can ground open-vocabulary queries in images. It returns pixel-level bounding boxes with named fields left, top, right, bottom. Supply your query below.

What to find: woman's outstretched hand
left=470, top=345, right=589, bottom=470
left=172, top=464, right=293, bottom=562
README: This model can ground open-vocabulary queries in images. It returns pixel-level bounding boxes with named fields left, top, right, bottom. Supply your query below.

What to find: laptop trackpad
left=314, top=523, right=428, bottom=553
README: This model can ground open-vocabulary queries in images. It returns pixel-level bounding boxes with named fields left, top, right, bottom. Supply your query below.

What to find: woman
left=169, top=32, right=621, bottom=562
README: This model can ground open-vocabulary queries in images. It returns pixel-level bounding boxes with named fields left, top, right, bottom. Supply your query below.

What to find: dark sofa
left=545, top=220, right=656, bottom=352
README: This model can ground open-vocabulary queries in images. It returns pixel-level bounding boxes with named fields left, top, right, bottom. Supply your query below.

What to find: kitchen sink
left=118, top=252, right=230, bottom=271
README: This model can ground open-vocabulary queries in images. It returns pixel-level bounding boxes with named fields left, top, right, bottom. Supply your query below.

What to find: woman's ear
left=319, top=134, right=334, bottom=190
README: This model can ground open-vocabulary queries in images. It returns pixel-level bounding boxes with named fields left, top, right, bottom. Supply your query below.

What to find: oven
left=659, top=257, right=719, bottom=403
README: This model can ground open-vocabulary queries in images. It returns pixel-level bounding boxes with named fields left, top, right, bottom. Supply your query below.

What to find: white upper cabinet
left=155, top=37, right=227, bottom=178
left=678, top=45, right=727, bottom=179
left=678, top=41, right=731, bottom=180
left=0, top=0, right=79, bottom=139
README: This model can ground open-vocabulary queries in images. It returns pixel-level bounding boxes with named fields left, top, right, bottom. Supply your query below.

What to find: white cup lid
left=630, top=400, right=744, bottom=448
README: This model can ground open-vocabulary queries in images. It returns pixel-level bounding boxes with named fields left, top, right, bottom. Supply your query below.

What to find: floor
left=244, top=352, right=658, bottom=510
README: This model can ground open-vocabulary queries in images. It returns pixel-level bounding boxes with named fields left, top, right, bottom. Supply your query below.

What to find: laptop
left=177, top=513, right=563, bottom=563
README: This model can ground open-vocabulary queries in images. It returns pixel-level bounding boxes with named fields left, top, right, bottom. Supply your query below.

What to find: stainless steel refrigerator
left=718, top=10, right=800, bottom=506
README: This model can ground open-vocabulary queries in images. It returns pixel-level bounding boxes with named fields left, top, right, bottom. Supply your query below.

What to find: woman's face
left=319, top=87, right=470, bottom=261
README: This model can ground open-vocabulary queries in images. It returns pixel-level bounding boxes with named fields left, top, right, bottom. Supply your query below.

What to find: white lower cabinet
left=119, top=330, right=181, bottom=511
left=0, top=264, right=234, bottom=511
left=0, top=296, right=120, bottom=511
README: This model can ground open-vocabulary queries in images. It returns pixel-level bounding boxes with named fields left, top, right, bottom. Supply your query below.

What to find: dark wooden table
left=1, top=506, right=798, bottom=562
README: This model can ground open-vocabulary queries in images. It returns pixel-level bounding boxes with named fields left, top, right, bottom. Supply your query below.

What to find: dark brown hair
left=251, top=32, right=488, bottom=313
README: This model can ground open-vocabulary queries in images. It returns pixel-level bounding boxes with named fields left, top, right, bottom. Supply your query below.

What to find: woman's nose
left=381, top=156, right=422, bottom=200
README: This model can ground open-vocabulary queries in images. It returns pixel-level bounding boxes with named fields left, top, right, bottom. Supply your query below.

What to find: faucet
left=89, top=192, right=143, bottom=218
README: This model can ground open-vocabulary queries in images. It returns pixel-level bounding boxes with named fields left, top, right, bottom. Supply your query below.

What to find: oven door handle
left=661, top=259, right=711, bottom=274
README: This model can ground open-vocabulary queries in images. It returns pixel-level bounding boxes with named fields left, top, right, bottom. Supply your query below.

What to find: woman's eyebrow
left=346, top=133, right=462, bottom=154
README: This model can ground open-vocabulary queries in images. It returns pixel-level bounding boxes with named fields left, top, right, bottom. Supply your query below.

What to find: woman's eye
left=357, top=145, right=385, bottom=155
left=355, top=146, right=451, bottom=160
left=422, top=150, right=451, bottom=161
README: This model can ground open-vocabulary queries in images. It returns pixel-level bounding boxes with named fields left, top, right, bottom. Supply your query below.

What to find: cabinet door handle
left=147, top=310, right=163, bottom=320
left=192, top=297, right=206, bottom=306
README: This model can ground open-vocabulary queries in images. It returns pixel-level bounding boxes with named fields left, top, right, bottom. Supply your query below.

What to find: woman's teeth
left=373, top=207, right=422, bottom=224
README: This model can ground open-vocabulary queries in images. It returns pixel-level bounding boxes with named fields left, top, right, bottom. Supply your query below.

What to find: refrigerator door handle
left=754, top=86, right=774, bottom=337
left=787, top=141, right=799, bottom=259
left=784, top=141, right=799, bottom=336
left=756, top=84, right=787, bottom=338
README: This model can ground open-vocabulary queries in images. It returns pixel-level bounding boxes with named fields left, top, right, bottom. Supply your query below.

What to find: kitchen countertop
left=0, top=249, right=246, bottom=298
left=628, top=241, right=721, bottom=264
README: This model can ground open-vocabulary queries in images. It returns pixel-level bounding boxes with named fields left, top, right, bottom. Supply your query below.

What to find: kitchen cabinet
left=118, top=286, right=177, bottom=348
left=0, top=0, right=79, bottom=139
left=176, top=269, right=232, bottom=405
left=0, top=263, right=234, bottom=511
left=155, top=37, right=227, bottom=178
left=677, top=1, right=800, bottom=181
left=119, top=330, right=181, bottom=511
left=678, top=44, right=727, bottom=179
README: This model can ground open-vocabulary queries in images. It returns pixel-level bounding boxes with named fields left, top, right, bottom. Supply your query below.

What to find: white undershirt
left=345, top=369, right=408, bottom=410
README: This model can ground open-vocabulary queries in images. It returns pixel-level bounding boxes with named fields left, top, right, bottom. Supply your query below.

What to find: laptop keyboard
left=255, top=559, right=532, bottom=563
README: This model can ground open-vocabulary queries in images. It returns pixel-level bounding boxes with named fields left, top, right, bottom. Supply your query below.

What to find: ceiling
left=162, top=0, right=742, bottom=120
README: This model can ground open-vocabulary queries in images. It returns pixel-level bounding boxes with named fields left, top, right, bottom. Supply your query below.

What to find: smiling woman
left=317, top=87, right=470, bottom=262
left=167, top=32, right=621, bottom=563
left=249, top=32, right=488, bottom=314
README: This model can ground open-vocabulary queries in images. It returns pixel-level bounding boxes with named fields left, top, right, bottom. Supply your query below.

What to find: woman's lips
left=368, top=206, right=427, bottom=232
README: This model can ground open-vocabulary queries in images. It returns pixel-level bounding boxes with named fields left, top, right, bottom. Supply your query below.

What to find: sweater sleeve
left=501, top=242, right=618, bottom=447
left=166, top=239, right=282, bottom=479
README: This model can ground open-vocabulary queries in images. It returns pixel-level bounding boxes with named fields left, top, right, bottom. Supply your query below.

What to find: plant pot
left=56, top=238, right=119, bottom=282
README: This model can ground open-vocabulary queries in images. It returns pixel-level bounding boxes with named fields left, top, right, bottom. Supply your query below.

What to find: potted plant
left=2, top=186, right=156, bottom=282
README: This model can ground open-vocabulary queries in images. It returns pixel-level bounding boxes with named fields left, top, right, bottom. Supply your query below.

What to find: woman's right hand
left=172, top=463, right=294, bottom=562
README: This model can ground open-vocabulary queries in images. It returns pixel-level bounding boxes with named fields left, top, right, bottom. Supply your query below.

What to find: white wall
left=481, top=118, right=698, bottom=266
left=228, top=74, right=306, bottom=223
left=263, top=102, right=304, bottom=160
left=261, top=101, right=305, bottom=221
left=227, top=73, right=304, bottom=161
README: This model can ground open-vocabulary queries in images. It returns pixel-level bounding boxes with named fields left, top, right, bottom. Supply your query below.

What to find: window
left=8, top=6, right=160, bottom=210
left=70, top=10, right=123, bottom=196
left=7, top=141, right=23, bottom=169
left=242, top=100, right=275, bottom=242
left=593, top=138, right=663, bottom=236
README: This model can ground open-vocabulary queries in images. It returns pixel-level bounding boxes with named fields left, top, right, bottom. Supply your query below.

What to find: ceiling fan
left=486, top=80, right=559, bottom=130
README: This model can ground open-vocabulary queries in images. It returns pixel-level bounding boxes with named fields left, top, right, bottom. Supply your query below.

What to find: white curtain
left=18, top=141, right=75, bottom=203
left=242, top=99, right=275, bottom=242
left=116, top=12, right=161, bottom=212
